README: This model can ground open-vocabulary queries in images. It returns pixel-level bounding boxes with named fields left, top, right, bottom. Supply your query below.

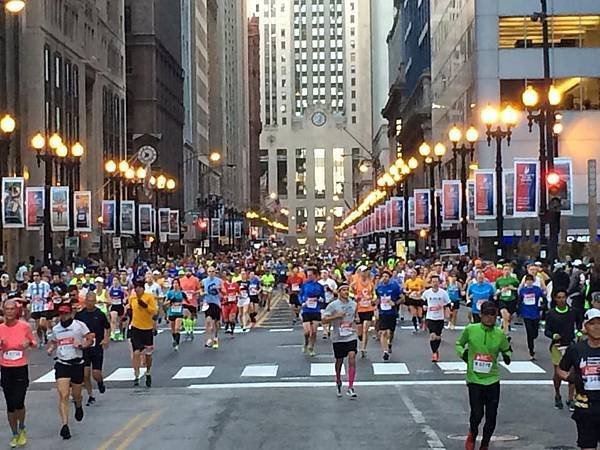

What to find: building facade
left=250, top=0, right=373, bottom=244
left=1, top=0, right=127, bottom=267
left=125, top=0, right=184, bottom=210
left=431, top=0, right=600, bottom=255
left=248, top=15, right=262, bottom=208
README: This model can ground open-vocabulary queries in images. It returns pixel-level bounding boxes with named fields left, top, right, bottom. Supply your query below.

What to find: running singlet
left=109, top=287, right=125, bottom=305
left=353, top=279, right=375, bottom=312
left=180, top=275, right=201, bottom=306
left=50, top=320, right=90, bottom=364
left=0, top=321, right=36, bottom=367
left=222, top=281, right=240, bottom=304
left=422, top=288, right=450, bottom=321
left=27, top=282, right=52, bottom=313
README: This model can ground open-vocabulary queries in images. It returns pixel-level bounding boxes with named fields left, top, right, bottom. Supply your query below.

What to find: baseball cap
left=583, top=308, right=600, bottom=325
left=357, top=265, right=368, bottom=272
left=152, top=270, right=161, bottom=275
left=573, top=259, right=583, bottom=267
left=94, top=277, right=104, bottom=283
left=74, top=267, right=84, bottom=275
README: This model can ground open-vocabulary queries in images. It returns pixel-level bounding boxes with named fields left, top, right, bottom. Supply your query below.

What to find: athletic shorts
left=379, top=314, right=397, bottom=331
left=83, top=347, right=104, bottom=371
left=333, top=340, right=357, bottom=359
left=250, top=295, right=260, bottom=304
left=498, top=300, right=518, bottom=315
left=204, top=303, right=221, bottom=321
left=358, top=311, right=374, bottom=323
left=222, top=303, right=238, bottom=319
left=405, top=298, right=424, bottom=308
left=572, top=410, right=600, bottom=449
left=449, top=301, right=460, bottom=311
left=31, top=311, right=54, bottom=320
left=0, top=365, right=28, bottom=412
left=54, top=362, right=84, bottom=384
left=183, top=304, right=198, bottom=316
left=289, top=293, right=301, bottom=306
left=302, top=312, right=321, bottom=323
left=129, top=327, right=154, bottom=352
left=110, top=304, right=125, bottom=316
left=426, top=319, right=445, bottom=336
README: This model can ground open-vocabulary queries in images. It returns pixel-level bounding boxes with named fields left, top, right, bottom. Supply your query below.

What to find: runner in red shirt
left=221, top=273, right=240, bottom=336
left=179, top=270, right=201, bottom=340
left=287, top=268, right=304, bottom=325
left=0, top=300, right=36, bottom=447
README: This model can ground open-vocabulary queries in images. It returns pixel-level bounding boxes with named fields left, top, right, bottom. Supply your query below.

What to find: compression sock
left=348, top=366, right=356, bottom=389
left=431, top=339, right=441, bottom=353
left=250, top=312, right=257, bottom=323
left=304, top=334, right=309, bottom=346
left=335, top=370, right=342, bottom=385
left=230, top=322, right=235, bottom=334
left=174, top=333, right=180, bottom=345
left=412, top=317, right=418, bottom=330
left=417, top=316, right=423, bottom=326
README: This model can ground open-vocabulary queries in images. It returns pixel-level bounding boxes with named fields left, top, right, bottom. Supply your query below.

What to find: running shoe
left=212, top=339, right=219, bottom=350
left=346, top=388, right=358, bottom=399
left=302, top=345, right=308, bottom=354
left=174, top=344, right=179, bottom=351
left=309, top=348, right=316, bottom=357
left=10, top=435, right=17, bottom=448
left=74, top=405, right=84, bottom=422
left=336, top=383, right=342, bottom=398
left=431, top=352, right=439, bottom=362
left=16, top=429, right=26, bottom=447
left=554, top=395, right=563, bottom=409
left=145, top=373, right=152, bottom=388
left=60, top=425, right=71, bottom=440
left=529, top=352, right=536, bottom=361
left=360, top=350, right=366, bottom=359
left=86, top=396, right=96, bottom=406
left=566, top=399, right=575, bottom=412
left=133, top=377, right=140, bottom=387
left=464, top=431, right=475, bottom=450
left=98, top=381, right=106, bottom=394
left=383, top=352, right=390, bottom=361
left=205, top=339, right=214, bottom=348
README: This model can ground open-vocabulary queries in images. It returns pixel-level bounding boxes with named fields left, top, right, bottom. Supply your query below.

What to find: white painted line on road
left=188, top=379, right=552, bottom=390
left=241, top=364, right=279, bottom=377
left=268, top=328, right=294, bottom=332
left=33, top=370, right=55, bottom=383
left=105, top=368, right=146, bottom=381
left=173, top=366, right=215, bottom=379
left=436, top=362, right=467, bottom=373
left=310, top=363, right=345, bottom=376
left=400, top=391, right=446, bottom=449
left=372, top=363, right=410, bottom=375
left=500, top=361, right=545, bottom=374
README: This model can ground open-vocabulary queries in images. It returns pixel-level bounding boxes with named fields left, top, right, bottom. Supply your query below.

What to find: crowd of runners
left=0, top=248, right=598, bottom=449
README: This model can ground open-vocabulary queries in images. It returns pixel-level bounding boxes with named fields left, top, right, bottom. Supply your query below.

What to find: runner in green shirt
left=494, top=264, right=520, bottom=334
left=456, top=301, right=512, bottom=450
left=260, top=271, right=275, bottom=311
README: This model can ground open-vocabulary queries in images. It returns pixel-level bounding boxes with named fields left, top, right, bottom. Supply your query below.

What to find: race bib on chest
left=250, top=287, right=259, bottom=296
left=111, top=297, right=122, bottom=305
left=380, top=296, right=392, bottom=311
left=171, top=304, right=183, bottom=313
left=582, top=360, right=600, bottom=391
left=360, top=299, right=372, bottom=307
left=291, top=284, right=300, bottom=292
left=306, top=298, right=318, bottom=309
left=523, top=293, right=536, bottom=306
left=339, top=321, right=353, bottom=337
left=3, top=350, right=23, bottom=361
left=429, top=304, right=442, bottom=311
left=473, top=353, right=493, bottom=374
left=227, top=294, right=236, bottom=302
left=476, top=300, right=485, bottom=312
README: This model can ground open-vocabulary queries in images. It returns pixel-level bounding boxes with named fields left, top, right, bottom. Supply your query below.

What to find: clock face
left=312, top=112, right=326, bottom=127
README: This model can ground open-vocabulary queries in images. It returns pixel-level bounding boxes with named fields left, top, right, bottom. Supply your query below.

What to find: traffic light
left=195, top=218, right=208, bottom=233
left=547, top=171, right=562, bottom=199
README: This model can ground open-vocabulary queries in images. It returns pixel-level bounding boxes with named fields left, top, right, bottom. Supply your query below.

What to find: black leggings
left=523, top=318, right=539, bottom=354
left=1, top=365, right=29, bottom=412
left=468, top=382, right=500, bottom=447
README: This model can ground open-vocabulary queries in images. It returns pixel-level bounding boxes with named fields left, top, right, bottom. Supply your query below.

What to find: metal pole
left=541, top=0, right=554, bottom=171
left=460, top=151, right=468, bottom=244
left=538, top=119, right=548, bottom=251
left=429, top=163, right=436, bottom=252
left=403, top=178, right=409, bottom=251
left=43, top=157, right=53, bottom=265
left=495, top=137, right=504, bottom=259
left=0, top=138, right=8, bottom=260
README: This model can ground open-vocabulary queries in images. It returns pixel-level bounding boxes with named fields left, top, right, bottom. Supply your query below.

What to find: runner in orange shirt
left=351, top=266, right=375, bottom=358
left=179, top=269, right=201, bottom=341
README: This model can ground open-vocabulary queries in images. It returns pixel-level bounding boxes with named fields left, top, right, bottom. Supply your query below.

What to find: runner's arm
left=455, top=328, right=469, bottom=361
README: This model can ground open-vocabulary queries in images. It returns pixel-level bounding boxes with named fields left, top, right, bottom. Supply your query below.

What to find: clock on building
left=311, top=111, right=326, bottom=127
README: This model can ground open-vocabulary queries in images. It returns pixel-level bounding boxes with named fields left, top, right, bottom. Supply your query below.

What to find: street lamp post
left=31, top=132, right=64, bottom=264
left=401, top=157, right=419, bottom=251
left=481, top=104, right=519, bottom=259
left=522, top=84, right=562, bottom=258
left=418, top=142, right=446, bottom=251
left=449, top=125, right=479, bottom=245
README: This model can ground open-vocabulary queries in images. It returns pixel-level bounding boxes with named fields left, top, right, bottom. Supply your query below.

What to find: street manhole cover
left=447, top=434, right=519, bottom=442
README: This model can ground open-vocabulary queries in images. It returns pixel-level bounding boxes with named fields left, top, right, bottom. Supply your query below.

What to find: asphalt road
left=11, top=301, right=579, bottom=449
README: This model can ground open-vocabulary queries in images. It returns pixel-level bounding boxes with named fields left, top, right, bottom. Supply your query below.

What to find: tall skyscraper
left=250, top=0, right=373, bottom=244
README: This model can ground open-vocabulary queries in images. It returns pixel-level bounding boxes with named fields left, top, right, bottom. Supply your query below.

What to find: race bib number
left=476, top=300, right=485, bottom=312
left=339, top=321, right=353, bottom=337
left=380, top=296, right=392, bottom=311
left=523, top=293, right=536, bottom=306
left=473, top=353, right=493, bottom=374
left=3, top=350, right=23, bottom=361
left=291, top=284, right=300, bottom=292
left=171, top=304, right=183, bottom=313
left=360, top=299, right=372, bottom=308
left=429, top=304, right=442, bottom=312
left=582, top=361, right=600, bottom=391
left=240, top=291, right=249, bottom=299
left=227, top=294, right=236, bottom=303
left=111, top=297, right=122, bottom=305
left=306, top=298, right=318, bottom=309
left=250, top=288, right=259, bottom=296
left=31, top=296, right=45, bottom=313
left=201, top=303, right=210, bottom=312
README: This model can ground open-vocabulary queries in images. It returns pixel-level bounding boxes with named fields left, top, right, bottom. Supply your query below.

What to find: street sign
left=65, top=236, right=80, bottom=251
left=112, top=237, right=121, bottom=249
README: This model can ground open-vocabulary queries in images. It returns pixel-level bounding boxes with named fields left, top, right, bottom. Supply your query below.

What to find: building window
left=277, top=148, right=288, bottom=196
left=333, top=147, right=344, bottom=196
left=296, top=207, right=307, bottom=234
left=259, top=149, right=269, bottom=200
left=498, top=15, right=600, bottom=49
left=314, top=148, right=326, bottom=199
left=295, top=148, right=307, bottom=198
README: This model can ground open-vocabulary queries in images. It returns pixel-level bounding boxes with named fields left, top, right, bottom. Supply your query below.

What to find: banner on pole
left=102, top=201, right=116, bottom=234
left=514, top=158, right=539, bottom=218
left=25, top=187, right=44, bottom=230
left=138, top=204, right=153, bottom=235
left=441, top=180, right=461, bottom=224
left=120, top=201, right=135, bottom=234
left=414, top=189, right=430, bottom=228
left=474, top=170, right=496, bottom=220
left=50, top=186, right=69, bottom=232
left=73, top=191, right=92, bottom=232
left=503, top=170, right=514, bottom=217
left=552, top=157, right=573, bottom=215
left=2, top=177, right=25, bottom=229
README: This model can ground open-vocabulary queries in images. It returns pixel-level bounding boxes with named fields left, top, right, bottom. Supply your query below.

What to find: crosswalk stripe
left=173, top=366, right=215, bottom=379
left=105, top=368, right=147, bottom=381
left=372, top=363, right=409, bottom=375
left=268, top=328, right=294, bottom=332
left=33, top=370, right=55, bottom=383
left=241, top=364, right=279, bottom=377
left=436, top=362, right=467, bottom=373
left=500, top=361, right=545, bottom=373
left=310, top=363, right=346, bottom=376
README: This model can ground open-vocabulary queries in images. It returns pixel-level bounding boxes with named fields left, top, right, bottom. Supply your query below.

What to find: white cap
left=584, top=308, right=600, bottom=325
left=152, top=270, right=161, bottom=275
left=74, top=267, right=84, bottom=275
left=573, top=259, right=583, bottom=267
left=94, top=277, right=104, bottom=283
left=357, top=265, right=368, bottom=272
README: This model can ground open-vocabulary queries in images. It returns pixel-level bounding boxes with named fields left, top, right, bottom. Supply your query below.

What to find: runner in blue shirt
left=376, top=270, right=401, bottom=361
left=299, top=267, right=325, bottom=356
left=518, top=274, right=545, bottom=359
left=467, top=270, right=495, bottom=323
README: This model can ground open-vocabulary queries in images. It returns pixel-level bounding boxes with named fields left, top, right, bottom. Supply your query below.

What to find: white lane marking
left=241, top=364, right=279, bottom=377
left=500, top=361, right=546, bottom=374
left=33, top=370, right=56, bottom=383
left=310, top=363, right=346, bottom=376
left=372, top=363, right=410, bottom=375
left=268, top=328, right=294, bottom=332
left=400, top=391, right=446, bottom=449
left=105, top=368, right=146, bottom=381
left=173, top=366, right=215, bottom=379
left=436, top=362, right=467, bottom=373
left=188, top=379, right=552, bottom=390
